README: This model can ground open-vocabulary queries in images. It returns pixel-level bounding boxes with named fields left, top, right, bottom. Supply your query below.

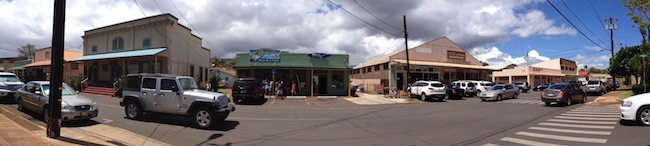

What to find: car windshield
left=0, top=75, right=19, bottom=82
left=179, top=78, right=199, bottom=90
left=42, top=84, right=77, bottom=96
left=548, top=84, right=566, bottom=89
left=587, top=81, right=599, bottom=84
left=490, top=86, right=504, bottom=90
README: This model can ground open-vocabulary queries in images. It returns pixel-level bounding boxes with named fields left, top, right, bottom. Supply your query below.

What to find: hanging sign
left=308, top=53, right=332, bottom=58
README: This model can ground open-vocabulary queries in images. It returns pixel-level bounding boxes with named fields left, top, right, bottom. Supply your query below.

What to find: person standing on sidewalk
left=291, top=80, right=297, bottom=96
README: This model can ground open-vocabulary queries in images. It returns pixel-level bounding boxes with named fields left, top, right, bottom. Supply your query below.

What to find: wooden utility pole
left=403, top=15, right=410, bottom=89
left=606, top=17, right=617, bottom=90
left=47, top=0, right=65, bottom=138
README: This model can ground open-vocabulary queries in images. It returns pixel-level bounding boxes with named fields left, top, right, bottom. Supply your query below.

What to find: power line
left=587, top=0, right=606, bottom=32
left=546, top=0, right=606, bottom=50
left=150, top=0, right=210, bottom=59
left=351, top=0, right=402, bottom=31
left=166, top=0, right=225, bottom=56
left=560, top=0, right=608, bottom=46
left=323, top=0, right=401, bottom=37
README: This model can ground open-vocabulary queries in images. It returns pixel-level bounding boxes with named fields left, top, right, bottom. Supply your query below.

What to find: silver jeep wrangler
left=119, top=73, right=235, bottom=129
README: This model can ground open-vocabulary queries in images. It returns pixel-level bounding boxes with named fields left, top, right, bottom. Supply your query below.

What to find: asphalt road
left=1, top=90, right=649, bottom=146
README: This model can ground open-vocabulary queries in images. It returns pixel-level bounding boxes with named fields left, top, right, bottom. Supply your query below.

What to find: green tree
left=623, top=0, right=650, bottom=44
left=17, top=43, right=35, bottom=59
left=610, top=45, right=643, bottom=85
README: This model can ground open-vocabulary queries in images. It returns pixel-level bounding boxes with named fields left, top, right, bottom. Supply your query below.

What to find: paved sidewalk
left=586, top=90, right=626, bottom=107
left=344, top=93, right=410, bottom=105
left=0, top=108, right=170, bottom=146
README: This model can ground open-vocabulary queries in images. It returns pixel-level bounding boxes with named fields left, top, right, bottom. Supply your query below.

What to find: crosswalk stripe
left=528, top=126, right=612, bottom=135
left=500, top=137, right=566, bottom=146
left=554, top=116, right=619, bottom=121
left=572, top=108, right=619, bottom=112
left=547, top=119, right=617, bottom=125
left=565, top=111, right=620, bottom=115
left=539, top=122, right=615, bottom=129
left=515, top=131, right=607, bottom=143
left=481, top=143, right=500, bottom=146
left=577, top=106, right=618, bottom=109
left=569, top=110, right=619, bottom=114
left=560, top=113, right=619, bottom=118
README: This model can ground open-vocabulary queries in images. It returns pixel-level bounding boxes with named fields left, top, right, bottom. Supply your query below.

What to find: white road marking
left=528, top=126, right=612, bottom=135
left=576, top=106, right=618, bottom=110
left=102, top=118, right=113, bottom=123
left=515, top=131, right=607, bottom=143
left=539, top=122, right=614, bottom=129
left=565, top=111, right=620, bottom=115
left=554, top=116, right=619, bottom=121
left=228, top=117, right=333, bottom=121
left=481, top=143, right=500, bottom=146
left=560, top=113, right=619, bottom=118
left=304, top=99, right=311, bottom=106
left=547, top=119, right=617, bottom=125
left=270, top=99, right=276, bottom=105
left=500, top=137, right=566, bottom=146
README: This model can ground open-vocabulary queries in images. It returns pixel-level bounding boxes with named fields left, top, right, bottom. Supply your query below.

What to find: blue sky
left=0, top=0, right=643, bottom=69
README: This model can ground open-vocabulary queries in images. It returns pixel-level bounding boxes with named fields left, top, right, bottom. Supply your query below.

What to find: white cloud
left=470, top=47, right=550, bottom=66
left=511, top=10, right=577, bottom=37
left=573, top=54, right=610, bottom=69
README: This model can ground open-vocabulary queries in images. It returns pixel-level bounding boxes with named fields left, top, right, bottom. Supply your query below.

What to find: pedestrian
left=206, top=82, right=211, bottom=91
left=291, top=81, right=297, bottom=96
left=277, top=81, right=284, bottom=99
left=268, top=80, right=274, bottom=95
left=313, top=79, right=319, bottom=94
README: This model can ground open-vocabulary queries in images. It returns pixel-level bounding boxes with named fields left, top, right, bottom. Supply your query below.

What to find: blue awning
left=70, top=48, right=166, bottom=61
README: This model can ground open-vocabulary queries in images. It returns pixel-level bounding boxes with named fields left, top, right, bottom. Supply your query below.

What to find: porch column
left=311, top=69, right=314, bottom=97
left=508, top=76, right=512, bottom=83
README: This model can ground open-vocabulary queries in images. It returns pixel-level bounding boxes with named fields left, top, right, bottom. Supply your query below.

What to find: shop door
left=397, top=73, right=404, bottom=90
left=318, top=75, right=327, bottom=94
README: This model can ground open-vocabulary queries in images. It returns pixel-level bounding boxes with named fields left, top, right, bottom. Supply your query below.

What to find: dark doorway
left=397, top=73, right=404, bottom=90
left=318, top=75, right=327, bottom=94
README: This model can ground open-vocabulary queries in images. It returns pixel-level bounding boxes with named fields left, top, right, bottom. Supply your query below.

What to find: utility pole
left=403, top=15, right=410, bottom=89
left=47, top=0, right=65, bottom=138
left=606, top=17, right=617, bottom=90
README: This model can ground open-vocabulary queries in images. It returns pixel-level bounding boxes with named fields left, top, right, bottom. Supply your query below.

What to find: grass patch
left=407, top=98, right=423, bottom=104
left=618, top=90, right=634, bottom=101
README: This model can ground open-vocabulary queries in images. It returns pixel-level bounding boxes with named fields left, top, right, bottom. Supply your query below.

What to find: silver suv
left=120, top=73, right=235, bottom=129
left=0, top=72, right=24, bottom=99
left=585, top=80, right=607, bottom=95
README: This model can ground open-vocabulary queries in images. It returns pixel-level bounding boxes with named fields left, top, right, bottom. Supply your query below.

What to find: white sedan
left=620, top=93, right=650, bottom=126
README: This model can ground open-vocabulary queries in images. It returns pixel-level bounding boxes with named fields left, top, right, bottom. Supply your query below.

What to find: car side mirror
left=35, top=91, right=42, bottom=95
left=502, top=88, right=507, bottom=91
left=171, top=86, right=179, bottom=92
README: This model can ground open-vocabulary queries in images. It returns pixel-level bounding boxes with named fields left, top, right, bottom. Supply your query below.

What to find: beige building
left=71, top=14, right=210, bottom=87
left=352, top=36, right=494, bottom=91
left=492, top=58, right=578, bottom=86
left=22, top=47, right=84, bottom=83
left=0, top=57, right=24, bottom=72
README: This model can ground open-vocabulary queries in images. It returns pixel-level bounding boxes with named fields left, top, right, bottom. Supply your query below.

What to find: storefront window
left=332, top=71, right=344, bottom=89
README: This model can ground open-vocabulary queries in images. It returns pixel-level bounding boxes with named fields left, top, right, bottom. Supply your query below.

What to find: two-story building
left=22, top=47, right=84, bottom=83
left=492, top=58, right=579, bottom=86
left=0, top=57, right=25, bottom=72
left=70, top=14, right=211, bottom=87
left=351, top=36, right=494, bottom=91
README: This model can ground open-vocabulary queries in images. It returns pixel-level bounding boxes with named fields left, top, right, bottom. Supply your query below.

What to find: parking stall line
left=560, top=113, right=619, bottom=118
left=528, top=126, right=612, bottom=135
left=480, top=143, right=500, bottom=146
left=565, top=111, right=620, bottom=115
left=554, top=116, right=619, bottom=121
left=547, top=119, right=617, bottom=125
left=515, top=131, right=607, bottom=143
left=538, top=122, right=615, bottom=129
left=499, top=137, right=566, bottom=146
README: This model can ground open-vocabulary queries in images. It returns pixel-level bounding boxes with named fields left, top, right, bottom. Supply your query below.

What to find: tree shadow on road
left=129, top=113, right=239, bottom=131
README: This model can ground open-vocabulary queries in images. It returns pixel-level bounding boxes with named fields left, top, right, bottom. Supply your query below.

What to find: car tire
left=193, top=106, right=216, bottom=129
left=17, top=97, right=24, bottom=111
left=545, top=102, right=551, bottom=106
left=125, top=101, right=143, bottom=119
left=497, top=95, right=502, bottom=101
left=565, top=98, right=572, bottom=106
left=420, top=93, right=427, bottom=101
left=637, top=106, right=650, bottom=126
left=513, top=93, right=518, bottom=99
left=42, top=107, right=49, bottom=122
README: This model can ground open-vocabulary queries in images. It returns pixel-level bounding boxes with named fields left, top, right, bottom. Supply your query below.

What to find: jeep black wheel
left=125, top=101, right=143, bottom=119
left=193, top=107, right=216, bottom=129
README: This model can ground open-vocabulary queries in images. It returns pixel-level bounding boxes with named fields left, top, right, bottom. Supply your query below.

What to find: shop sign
left=308, top=53, right=332, bottom=58
left=250, top=48, right=281, bottom=62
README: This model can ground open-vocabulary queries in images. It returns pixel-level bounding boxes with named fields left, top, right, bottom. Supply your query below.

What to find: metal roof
left=235, top=53, right=349, bottom=69
left=69, top=48, right=166, bottom=61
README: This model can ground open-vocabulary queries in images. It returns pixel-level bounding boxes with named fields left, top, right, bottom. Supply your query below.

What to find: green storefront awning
left=235, top=53, right=349, bottom=69
left=70, top=48, right=166, bottom=61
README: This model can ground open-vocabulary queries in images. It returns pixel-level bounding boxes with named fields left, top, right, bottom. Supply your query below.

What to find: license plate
left=548, top=94, right=554, bottom=96
left=80, top=112, right=88, bottom=116
left=240, top=90, right=247, bottom=93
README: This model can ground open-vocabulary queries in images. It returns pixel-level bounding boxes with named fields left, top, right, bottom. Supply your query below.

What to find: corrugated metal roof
left=69, top=48, right=166, bottom=61
left=235, top=53, right=349, bottom=68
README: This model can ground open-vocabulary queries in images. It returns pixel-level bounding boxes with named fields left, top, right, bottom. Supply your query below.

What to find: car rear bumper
left=620, top=106, right=636, bottom=121
left=541, top=97, right=565, bottom=103
left=61, top=109, right=98, bottom=121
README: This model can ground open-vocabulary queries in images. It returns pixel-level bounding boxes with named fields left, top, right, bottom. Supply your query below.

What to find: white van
left=451, top=80, right=477, bottom=96
left=0, top=72, right=24, bottom=99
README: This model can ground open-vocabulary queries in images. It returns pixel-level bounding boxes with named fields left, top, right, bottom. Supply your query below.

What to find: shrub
left=69, top=76, right=83, bottom=91
left=632, top=84, right=650, bottom=95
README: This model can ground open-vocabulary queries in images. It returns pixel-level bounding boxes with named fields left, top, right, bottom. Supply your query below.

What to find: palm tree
left=210, top=57, right=225, bottom=67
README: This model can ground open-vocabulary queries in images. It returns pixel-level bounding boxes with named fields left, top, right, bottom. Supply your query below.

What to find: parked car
left=15, top=81, right=98, bottom=121
left=407, top=81, right=446, bottom=101
left=585, top=80, right=608, bottom=95
left=513, top=82, right=530, bottom=93
left=451, top=80, right=477, bottom=96
left=231, top=78, right=264, bottom=104
left=0, top=72, right=25, bottom=99
left=471, top=81, right=494, bottom=94
left=620, top=93, right=650, bottom=126
left=478, top=84, right=519, bottom=101
left=445, top=84, right=465, bottom=100
left=540, top=83, right=586, bottom=106
left=533, top=83, right=549, bottom=91
left=120, top=73, right=235, bottom=129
